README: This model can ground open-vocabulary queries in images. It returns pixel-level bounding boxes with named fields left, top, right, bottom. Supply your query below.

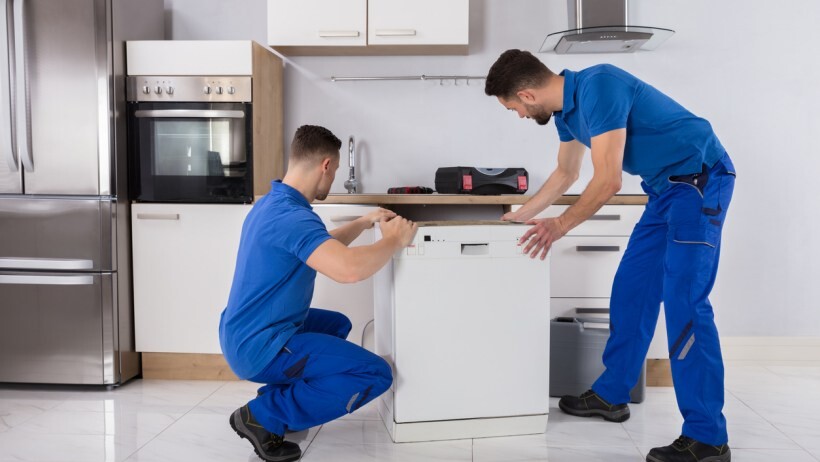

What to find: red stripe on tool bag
left=462, top=174, right=473, bottom=191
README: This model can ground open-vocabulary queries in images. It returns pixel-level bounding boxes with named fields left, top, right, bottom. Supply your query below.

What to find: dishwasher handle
left=461, top=243, right=489, bottom=256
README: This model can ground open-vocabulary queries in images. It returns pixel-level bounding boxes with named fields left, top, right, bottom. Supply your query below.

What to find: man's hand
left=379, top=215, right=418, bottom=248
left=501, top=208, right=536, bottom=223
left=519, top=217, right=568, bottom=260
left=360, top=208, right=397, bottom=229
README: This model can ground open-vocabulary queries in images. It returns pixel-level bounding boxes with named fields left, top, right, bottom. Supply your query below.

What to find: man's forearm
left=556, top=177, right=620, bottom=233
left=346, top=235, right=402, bottom=282
left=329, top=217, right=369, bottom=246
left=518, top=169, right=577, bottom=218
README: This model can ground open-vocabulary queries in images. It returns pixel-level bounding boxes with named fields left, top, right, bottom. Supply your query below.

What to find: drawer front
left=550, top=297, right=610, bottom=319
left=550, top=236, right=628, bottom=298
left=517, top=205, right=644, bottom=236
left=551, top=298, right=670, bottom=359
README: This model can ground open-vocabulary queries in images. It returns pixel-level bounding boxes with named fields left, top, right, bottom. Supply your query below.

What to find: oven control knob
left=215, top=86, right=224, bottom=95
left=227, top=86, right=236, bottom=95
left=154, top=86, right=162, bottom=95
left=142, top=85, right=150, bottom=94
left=203, top=86, right=212, bottom=94
left=166, top=86, right=174, bottom=95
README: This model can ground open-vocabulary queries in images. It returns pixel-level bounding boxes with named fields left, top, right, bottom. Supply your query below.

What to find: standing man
left=485, top=50, right=735, bottom=462
left=220, top=125, right=417, bottom=462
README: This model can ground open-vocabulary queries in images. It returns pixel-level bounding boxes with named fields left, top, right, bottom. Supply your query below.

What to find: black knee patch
left=284, top=355, right=309, bottom=379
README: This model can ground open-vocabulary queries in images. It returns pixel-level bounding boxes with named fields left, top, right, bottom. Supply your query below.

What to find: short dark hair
left=485, top=49, right=555, bottom=99
left=290, top=125, right=342, bottom=164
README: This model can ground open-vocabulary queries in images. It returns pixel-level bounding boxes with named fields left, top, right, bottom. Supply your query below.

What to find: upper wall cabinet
left=268, top=0, right=469, bottom=56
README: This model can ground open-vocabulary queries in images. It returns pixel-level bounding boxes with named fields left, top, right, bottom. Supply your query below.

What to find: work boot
left=646, top=435, right=731, bottom=462
left=558, top=389, right=631, bottom=422
left=229, top=405, right=301, bottom=462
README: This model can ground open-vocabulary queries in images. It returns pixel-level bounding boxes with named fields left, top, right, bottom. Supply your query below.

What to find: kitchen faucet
left=344, top=136, right=359, bottom=193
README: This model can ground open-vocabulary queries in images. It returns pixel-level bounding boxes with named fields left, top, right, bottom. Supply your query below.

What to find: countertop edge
left=307, top=194, right=648, bottom=206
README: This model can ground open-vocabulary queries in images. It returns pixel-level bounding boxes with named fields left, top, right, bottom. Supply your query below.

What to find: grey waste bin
left=550, top=309, right=646, bottom=404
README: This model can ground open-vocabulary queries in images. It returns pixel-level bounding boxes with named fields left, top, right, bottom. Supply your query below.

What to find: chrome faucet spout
left=344, top=136, right=359, bottom=194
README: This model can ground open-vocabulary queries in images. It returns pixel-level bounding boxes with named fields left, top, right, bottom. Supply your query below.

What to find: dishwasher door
left=389, top=225, right=550, bottom=423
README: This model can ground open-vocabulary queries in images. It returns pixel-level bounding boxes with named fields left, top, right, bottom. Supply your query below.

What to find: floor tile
left=302, top=440, right=473, bottom=462
left=0, top=431, right=138, bottom=462
left=0, top=398, right=61, bottom=430
left=727, top=421, right=801, bottom=449
left=545, top=420, right=635, bottom=447
left=485, top=445, right=643, bottom=462
left=4, top=362, right=820, bottom=461
left=472, top=434, right=550, bottom=462
left=311, top=419, right=394, bottom=445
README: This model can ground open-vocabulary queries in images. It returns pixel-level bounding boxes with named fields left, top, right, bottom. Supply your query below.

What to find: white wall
left=165, top=0, right=820, bottom=337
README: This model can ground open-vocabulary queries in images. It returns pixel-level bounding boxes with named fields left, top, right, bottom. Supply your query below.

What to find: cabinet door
left=368, top=0, right=469, bottom=46
left=520, top=205, right=644, bottom=237
left=132, top=204, right=251, bottom=353
left=312, top=205, right=378, bottom=350
left=550, top=236, right=628, bottom=298
left=268, top=0, right=367, bottom=47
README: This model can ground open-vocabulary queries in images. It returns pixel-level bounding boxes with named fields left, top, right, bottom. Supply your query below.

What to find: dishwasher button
left=406, top=244, right=418, bottom=256
left=417, top=244, right=425, bottom=255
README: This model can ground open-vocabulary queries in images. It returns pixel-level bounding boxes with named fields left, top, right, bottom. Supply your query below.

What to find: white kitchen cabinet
left=367, top=0, right=469, bottom=46
left=267, top=0, right=468, bottom=55
left=312, top=205, right=379, bottom=350
left=267, top=0, right=367, bottom=48
left=132, top=203, right=251, bottom=353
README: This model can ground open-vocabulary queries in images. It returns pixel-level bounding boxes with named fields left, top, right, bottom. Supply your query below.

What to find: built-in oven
left=127, top=76, right=253, bottom=203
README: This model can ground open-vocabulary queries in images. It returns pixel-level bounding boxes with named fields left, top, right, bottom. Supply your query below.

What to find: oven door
left=129, top=102, right=253, bottom=203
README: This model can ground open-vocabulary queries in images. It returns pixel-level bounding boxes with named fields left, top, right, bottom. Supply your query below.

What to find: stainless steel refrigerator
left=0, top=0, right=163, bottom=385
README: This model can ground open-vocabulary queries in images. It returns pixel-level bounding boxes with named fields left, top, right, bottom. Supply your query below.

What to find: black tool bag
left=434, top=167, right=529, bottom=195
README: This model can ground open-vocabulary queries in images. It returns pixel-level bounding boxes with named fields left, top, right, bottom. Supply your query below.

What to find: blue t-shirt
left=219, top=181, right=332, bottom=379
left=553, top=64, right=725, bottom=194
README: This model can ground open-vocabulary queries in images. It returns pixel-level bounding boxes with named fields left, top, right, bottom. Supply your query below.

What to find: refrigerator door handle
left=1, top=0, right=17, bottom=172
left=0, top=257, right=95, bottom=270
left=12, top=0, right=32, bottom=172
left=0, top=274, right=94, bottom=286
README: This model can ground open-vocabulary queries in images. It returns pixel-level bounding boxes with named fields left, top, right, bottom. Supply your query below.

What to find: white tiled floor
left=1, top=361, right=819, bottom=461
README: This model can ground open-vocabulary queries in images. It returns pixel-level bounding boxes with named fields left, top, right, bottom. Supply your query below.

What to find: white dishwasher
left=374, top=222, right=550, bottom=442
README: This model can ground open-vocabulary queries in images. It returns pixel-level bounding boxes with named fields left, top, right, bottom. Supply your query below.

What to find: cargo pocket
left=671, top=225, right=719, bottom=249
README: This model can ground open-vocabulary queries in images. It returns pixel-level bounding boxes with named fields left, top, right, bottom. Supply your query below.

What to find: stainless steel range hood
left=540, top=0, right=674, bottom=54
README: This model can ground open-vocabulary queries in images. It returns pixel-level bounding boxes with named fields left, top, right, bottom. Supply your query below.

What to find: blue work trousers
left=592, top=153, right=736, bottom=446
left=248, top=308, right=392, bottom=435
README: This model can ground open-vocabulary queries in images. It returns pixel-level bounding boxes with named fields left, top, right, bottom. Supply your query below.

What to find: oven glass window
left=153, top=119, right=244, bottom=177
left=129, top=102, right=253, bottom=203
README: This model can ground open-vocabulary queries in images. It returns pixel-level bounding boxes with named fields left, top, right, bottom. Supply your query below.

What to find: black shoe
left=558, top=389, right=631, bottom=422
left=646, top=436, right=731, bottom=462
left=229, top=405, right=301, bottom=462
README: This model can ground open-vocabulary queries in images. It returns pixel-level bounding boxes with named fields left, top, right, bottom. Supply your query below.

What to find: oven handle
left=134, top=109, right=246, bottom=119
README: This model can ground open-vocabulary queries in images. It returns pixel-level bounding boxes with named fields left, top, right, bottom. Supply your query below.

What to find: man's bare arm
left=307, top=216, right=417, bottom=283
left=556, top=128, right=625, bottom=233
left=329, top=208, right=396, bottom=246
left=517, top=129, right=625, bottom=260
left=502, top=139, right=585, bottom=222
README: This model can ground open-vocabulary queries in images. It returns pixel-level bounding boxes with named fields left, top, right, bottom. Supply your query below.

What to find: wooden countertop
left=310, top=194, right=648, bottom=206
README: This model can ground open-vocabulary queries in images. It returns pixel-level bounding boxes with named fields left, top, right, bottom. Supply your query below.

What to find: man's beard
left=524, top=103, right=552, bottom=126
left=315, top=191, right=329, bottom=201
